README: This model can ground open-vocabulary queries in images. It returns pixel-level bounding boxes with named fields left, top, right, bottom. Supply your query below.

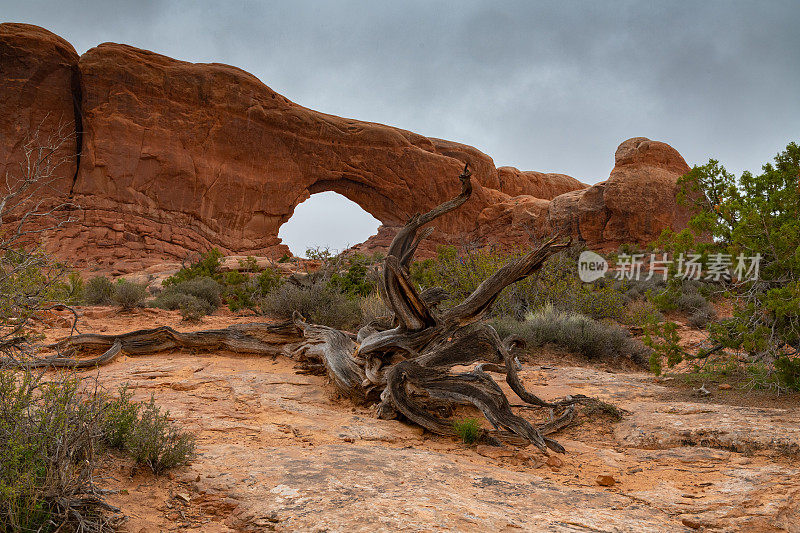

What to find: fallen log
left=8, top=164, right=593, bottom=453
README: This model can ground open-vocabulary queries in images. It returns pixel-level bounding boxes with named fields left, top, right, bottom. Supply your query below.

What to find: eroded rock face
left=1, top=24, right=695, bottom=270
left=496, top=166, right=587, bottom=199
left=548, top=137, right=693, bottom=248
left=0, top=23, right=79, bottom=207
left=67, top=41, right=516, bottom=269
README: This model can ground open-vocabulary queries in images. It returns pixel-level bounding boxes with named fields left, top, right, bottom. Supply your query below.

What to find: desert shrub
left=112, top=279, right=148, bottom=310
left=151, top=291, right=207, bottom=314
left=579, top=398, right=624, bottom=422
left=152, top=291, right=202, bottom=312
left=328, top=254, right=376, bottom=298
left=359, top=291, right=391, bottom=324
left=665, top=141, right=800, bottom=373
left=623, top=298, right=664, bottom=326
left=47, top=271, right=86, bottom=305
left=411, top=245, right=628, bottom=320
left=643, top=320, right=683, bottom=375
left=222, top=270, right=248, bottom=286
left=624, top=276, right=717, bottom=330
left=85, top=275, right=115, bottom=305
left=255, top=267, right=282, bottom=293
left=676, top=291, right=707, bottom=312
left=453, top=417, right=482, bottom=444
left=688, top=306, right=717, bottom=329
left=179, top=299, right=207, bottom=322
left=168, top=277, right=220, bottom=308
left=622, top=277, right=667, bottom=302
left=572, top=280, right=627, bottom=320
left=259, top=281, right=361, bottom=330
left=225, top=267, right=282, bottom=312
left=0, top=371, right=112, bottom=531
left=164, top=248, right=223, bottom=285
left=123, top=395, right=196, bottom=474
left=152, top=276, right=222, bottom=317
left=97, top=386, right=195, bottom=474
left=774, top=356, right=800, bottom=391
left=100, top=384, right=139, bottom=449
left=238, top=256, right=260, bottom=272
left=491, top=304, right=650, bottom=365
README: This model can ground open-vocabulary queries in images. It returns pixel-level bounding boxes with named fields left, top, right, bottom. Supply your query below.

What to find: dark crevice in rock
left=68, top=63, right=83, bottom=197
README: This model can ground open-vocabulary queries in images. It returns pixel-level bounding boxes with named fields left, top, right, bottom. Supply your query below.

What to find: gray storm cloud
left=3, top=0, right=798, bottom=253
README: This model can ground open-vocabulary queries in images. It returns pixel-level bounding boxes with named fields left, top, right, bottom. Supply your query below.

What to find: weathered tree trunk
left=9, top=165, right=585, bottom=453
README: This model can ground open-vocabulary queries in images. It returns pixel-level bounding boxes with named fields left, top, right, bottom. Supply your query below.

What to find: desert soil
left=37, top=307, right=800, bottom=532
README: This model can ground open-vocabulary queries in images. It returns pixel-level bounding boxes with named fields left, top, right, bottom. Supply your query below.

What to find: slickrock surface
left=39, top=308, right=800, bottom=532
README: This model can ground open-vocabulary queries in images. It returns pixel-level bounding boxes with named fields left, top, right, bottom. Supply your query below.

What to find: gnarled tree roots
left=10, top=166, right=596, bottom=454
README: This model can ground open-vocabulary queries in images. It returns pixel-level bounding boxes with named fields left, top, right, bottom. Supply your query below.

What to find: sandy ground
left=32, top=307, right=800, bottom=532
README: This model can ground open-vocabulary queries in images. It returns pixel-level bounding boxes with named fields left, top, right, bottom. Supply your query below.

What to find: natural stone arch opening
left=277, top=191, right=382, bottom=258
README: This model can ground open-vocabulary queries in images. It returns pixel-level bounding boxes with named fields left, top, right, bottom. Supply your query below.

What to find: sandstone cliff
left=547, top=137, right=693, bottom=248
left=1, top=23, right=691, bottom=271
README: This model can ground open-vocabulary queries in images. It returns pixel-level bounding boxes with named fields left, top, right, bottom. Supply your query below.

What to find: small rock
left=596, top=475, right=616, bottom=486
left=175, top=493, right=191, bottom=503
left=718, top=383, right=732, bottom=390
left=627, top=467, right=643, bottom=474
left=545, top=455, right=564, bottom=468
left=681, top=517, right=703, bottom=529
left=476, top=445, right=515, bottom=460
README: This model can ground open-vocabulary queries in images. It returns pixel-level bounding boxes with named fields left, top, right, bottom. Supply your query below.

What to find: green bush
left=179, top=298, right=207, bottom=322
left=100, top=384, right=139, bottom=449
left=96, top=385, right=197, bottom=474
left=775, top=356, right=800, bottom=391
left=112, top=279, right=148, bottom=310
left=225, top=267, right=282, bottom=312
left=669, top=141, right=800, bottom=369
left=152, top=276, right=222, bottom=317
left=410, top=245, right=628, bottom=320
left=0, top=372, right=111, bottom=531
left=453, top=417, right=482, bottom=444
left=491, top=304, right=650, bottom=366
left=47, top=271, right=85, bottom=305
left=329, top=254, right=376, bottom=298
left=124, top=395, right=196, bottom=474
left=152, top=291, right=206, bottom=313
left=643, top=320, right=683, bottom=375
left=623, top=298, right=664, bottom=327
left=160, top=249, right=284, bottom=313
left=259, top=281, right=361, bottom=330
left=164, top=248, right=223, bottom=285
left=85, top=275, right=115, bottom=305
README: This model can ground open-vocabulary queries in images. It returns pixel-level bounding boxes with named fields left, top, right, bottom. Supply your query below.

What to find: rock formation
left=0, top=23, right=80, bottom=205
left=547, top=137, right=693, bottom=248
left=1, top=23, right=693, bottom=271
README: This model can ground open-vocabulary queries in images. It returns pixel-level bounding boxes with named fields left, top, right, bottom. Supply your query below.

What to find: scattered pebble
left=596, top=475, right=616, bottom=486
left=681, top=517, right=703, bottom=529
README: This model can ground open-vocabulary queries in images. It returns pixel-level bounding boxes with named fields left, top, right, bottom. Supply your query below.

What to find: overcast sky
left=4, top=1, right=799, bottom=254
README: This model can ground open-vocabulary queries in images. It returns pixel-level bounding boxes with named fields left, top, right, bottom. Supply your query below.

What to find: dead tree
left=13, top=165, right=584, bottom=453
